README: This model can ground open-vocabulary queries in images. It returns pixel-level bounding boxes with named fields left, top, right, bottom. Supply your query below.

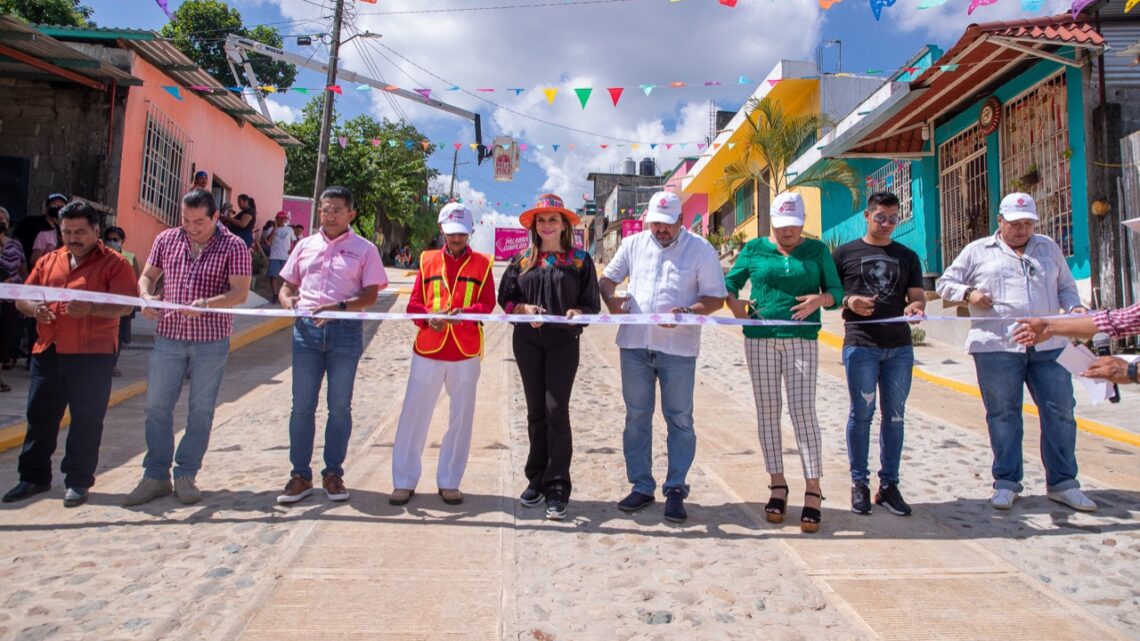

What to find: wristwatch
left=678, top=306, right=694, bottom=314
left=1129, top=361, right=1138, bottom=384
left=337, top=301, right=348, bottom=311
left=963, top=287, right=976, bottom=302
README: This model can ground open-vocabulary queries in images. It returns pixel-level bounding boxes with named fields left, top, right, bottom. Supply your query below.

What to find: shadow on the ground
left=1, top=488, right=1135, bottom=543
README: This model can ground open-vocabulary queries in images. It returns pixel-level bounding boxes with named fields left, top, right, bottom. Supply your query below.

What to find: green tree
left=281, top=98, right=440, bottom=248
left=0, top=0, right=93, bottom=26
left=718, top=95, right=860, bottom=209
left=159, top=0, right=296, bottom=89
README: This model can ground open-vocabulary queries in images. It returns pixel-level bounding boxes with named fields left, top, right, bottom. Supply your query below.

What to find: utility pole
left=448, top=147, right=459, bottom=200
left=312, top=0, right=346, bottom=228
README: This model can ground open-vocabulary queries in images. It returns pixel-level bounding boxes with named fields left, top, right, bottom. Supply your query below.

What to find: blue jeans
left=143, top=336, right=230, bottom=480
left=289, top=318, right=364, bottom=480
left=620, top=348, right=697, bottom=498
left=972, top=348, right=1080, bottom=493
left=843, top=345, right=914, bottom=485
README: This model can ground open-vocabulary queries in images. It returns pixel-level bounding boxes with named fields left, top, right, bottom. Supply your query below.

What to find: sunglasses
left=872, top=214, right=900, bottom=225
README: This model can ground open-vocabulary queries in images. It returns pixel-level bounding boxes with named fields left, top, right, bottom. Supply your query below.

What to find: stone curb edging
left=0, top=315, right=295, bottom=454
left=818, top=329, right=1140, bottom=449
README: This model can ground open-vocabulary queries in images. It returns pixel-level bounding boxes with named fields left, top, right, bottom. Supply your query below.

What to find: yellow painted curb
left=819, top=329, right=1140, bottom=448
left=0, top=315, right=294, bottom=454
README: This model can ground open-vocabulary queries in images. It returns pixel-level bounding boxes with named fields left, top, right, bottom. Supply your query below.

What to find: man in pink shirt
left=275, top=186, right=388, bottom=504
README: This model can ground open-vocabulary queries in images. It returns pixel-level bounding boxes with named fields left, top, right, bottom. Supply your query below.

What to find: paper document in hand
left=1056, top=343, right=1111, bottom=404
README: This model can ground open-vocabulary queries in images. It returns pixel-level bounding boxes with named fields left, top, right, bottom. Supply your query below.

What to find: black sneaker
left=874, top=483, right=912, bottom=516
left=663, top=488, right=686, bottom=523
left=851, top=482, right=872, bottom=515
left=617, top=490, right=655, bottom=513
left=520, top=487, right=544, bottom=508
left=545, top=490, right=568, bottom=521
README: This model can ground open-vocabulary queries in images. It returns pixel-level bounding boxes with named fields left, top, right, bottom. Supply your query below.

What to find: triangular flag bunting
left=536, top=144, right=545, bottom=150
left=509, top=88, right=525, bottom=96
left=679, top=143, right=688, bottom=149
left=260, top=85, right=277, bottom=93
left=447, top=85, right=461, bottom=91
left=574, top=88, right=592, bottom=109
left=327, top=85, right=342, bottom=95
left=704, top=81, right=722, bottom=86
left=665, top=143, right=674, bottom=150
left=404, top=141, right=414, bottom=149
left=552, top=144, right=560, bottom=152
left=768, top=79, right=780, bottom=87
left=420, top=140, right=430, bottom=151
left=162, top=86, right=182, bottom=100
left=477, top=88, right=495, bottom=92
left=337, top=137, right=347, bottom=148
left=607, top=87, right=624, bottom=106
left=414, top=88, right=431, bottom=99
left=454, top=143, right=462, bottom=150
left=600, top=144, right=609, bottom=149
left=720, top=0, right=738, bottom=5
left=1123, top=0, right=1135, bottom=11
left=469, top=143, right=478, bottom=151
left=941, top=64, right=959, bottom=71
left=728, top=142, right=736, bottom=149
left=641, top=84, right=655, bottom=96
left=697, top=143, right=707, bottom=150
left=737, top=75, right=751, bottom=85
left=670, top=81, right=685, bottom=88
left=371, top=139, right=381, bottom=146
left=384, top=85, right=399, bottom=91
left=650, top=144, right=658, bottom=150
left=631, top=144, right=639, bottom=151
left=712, top=143, right=721, bottom=150
left=388, top=140, right=398, bottom=147
left=543, top=88, right=558, bottom=104
left=356, top=84, right=371, bottom=91
left=519, top=143, right=528, bottom=151
left=567, top=144, right=576, bottom=150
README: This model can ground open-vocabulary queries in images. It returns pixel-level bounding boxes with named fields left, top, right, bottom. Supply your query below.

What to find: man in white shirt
left=598, top=191, right=726, bottom=524
left=936, top=193, right=1093, bottom=512
left=267, top=211, right=297, bottom=300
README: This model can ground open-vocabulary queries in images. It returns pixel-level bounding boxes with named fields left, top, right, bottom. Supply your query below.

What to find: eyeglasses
left=872, top=214, right=900, bottom=225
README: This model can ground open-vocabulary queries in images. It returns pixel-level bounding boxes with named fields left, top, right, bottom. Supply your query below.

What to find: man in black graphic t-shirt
left=832, top=191, right=925, bottom=518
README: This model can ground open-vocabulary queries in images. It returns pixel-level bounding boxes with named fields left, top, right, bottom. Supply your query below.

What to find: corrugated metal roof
left=1102, top=25, right=1140, bottom=87
left=841, top=15, right=1105, bottom=157
left=0, top=16, right=140, bottom=87
left=34, top=24, right=300, bottom=147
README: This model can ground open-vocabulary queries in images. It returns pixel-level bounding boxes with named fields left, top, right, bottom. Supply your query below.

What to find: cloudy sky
left=87, top=0, right=1073, bottom=226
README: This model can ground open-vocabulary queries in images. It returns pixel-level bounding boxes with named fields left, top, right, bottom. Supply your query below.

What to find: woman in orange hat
left=498, top=194, right=600, bottom=521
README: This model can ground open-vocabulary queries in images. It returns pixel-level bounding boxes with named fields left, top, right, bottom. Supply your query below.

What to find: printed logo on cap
left=445, top=207, right=467, bottom=222
left=778, top=201, right=799, bottom=213
left=1017, top=197, right=1026, bottom=206
left=658, top=197, right=670, bottom=208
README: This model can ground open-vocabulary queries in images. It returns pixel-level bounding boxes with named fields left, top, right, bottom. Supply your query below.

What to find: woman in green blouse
left=724, top=192, right=843, bottom=533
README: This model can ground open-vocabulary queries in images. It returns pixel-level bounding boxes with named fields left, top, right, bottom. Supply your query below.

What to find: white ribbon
left=0, top=283, right=1082, bottom=327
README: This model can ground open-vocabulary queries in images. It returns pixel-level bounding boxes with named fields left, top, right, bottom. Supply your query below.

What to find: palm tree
left=718, top=95, right=860, bottom=207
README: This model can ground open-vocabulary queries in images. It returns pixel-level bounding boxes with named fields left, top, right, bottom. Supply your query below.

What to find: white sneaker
left=1047, top=487, right=1097, bottom=512
left=991, top=488, right=1018, bottom=510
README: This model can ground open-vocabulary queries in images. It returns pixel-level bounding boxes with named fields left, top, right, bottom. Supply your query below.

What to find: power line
left=343, top=23, right=411, bottom=123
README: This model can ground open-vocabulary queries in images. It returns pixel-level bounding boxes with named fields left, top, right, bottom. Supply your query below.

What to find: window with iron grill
left=734, top=180, right=754, bottom=226
left=866, top=161, right=913, bottom=223
left=938, top=124, right=990, bottom=266
left=138, top=103, right=191, bottom=228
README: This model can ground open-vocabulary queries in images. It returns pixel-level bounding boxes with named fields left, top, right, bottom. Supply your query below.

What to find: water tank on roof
left=639, top=157, right=655, bottom=177
left=623, top=157, right=636, bottom=175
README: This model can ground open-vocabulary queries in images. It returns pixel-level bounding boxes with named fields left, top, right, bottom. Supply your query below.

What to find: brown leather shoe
left=388, top=488, right=415, bottom=505
left=276, top=475, right=313, bottom=504
left=438, top=488, right=463, bottom=505
left=322, top=474, right=350, bottom=502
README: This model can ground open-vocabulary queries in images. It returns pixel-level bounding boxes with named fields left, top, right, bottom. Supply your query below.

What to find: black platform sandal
left=800, top=492, right=824, bottom=533
left=764, top=484, right=789, bottom=524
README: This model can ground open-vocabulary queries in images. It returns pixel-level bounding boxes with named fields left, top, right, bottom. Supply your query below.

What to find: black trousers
left=512, top=324, right=580, bottom=496
left=18, top=346, right=114, bottom=489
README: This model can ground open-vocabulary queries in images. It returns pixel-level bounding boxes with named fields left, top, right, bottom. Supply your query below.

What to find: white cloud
left=886, top=0, right=1072, bottom=40
left=260, top=0, right=827, bottom=210
left=243, top=94, right=302, bottom=124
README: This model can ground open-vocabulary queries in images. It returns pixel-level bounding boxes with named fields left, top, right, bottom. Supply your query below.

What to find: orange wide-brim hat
left=519, top=193, right=580, bottom=229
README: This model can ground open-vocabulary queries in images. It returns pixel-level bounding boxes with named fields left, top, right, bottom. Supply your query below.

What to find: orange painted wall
left=115, top=54, right=286, bottom=262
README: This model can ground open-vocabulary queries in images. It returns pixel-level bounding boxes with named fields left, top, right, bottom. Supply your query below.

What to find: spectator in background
left=192, top=170, right=209, bottom=191
left=15, top=193, right=66, bottom=269
left=293, top=224, right=305, bottom=241
left=103, top=226, right=141, bottom=377
left=257, top=220, right=275, bottom=260
left=0, top=206, right=27, bottom=385
left=29, top=204, right=62, bottom=267
left=267, top=212, right=297, bottom=300
left=222, top=194, right=257, bottom=249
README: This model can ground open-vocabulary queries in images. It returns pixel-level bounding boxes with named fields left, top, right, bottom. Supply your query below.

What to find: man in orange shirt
left=389, top=203, right=494, bottom=506
left=3, top=202, right=137, bottom=508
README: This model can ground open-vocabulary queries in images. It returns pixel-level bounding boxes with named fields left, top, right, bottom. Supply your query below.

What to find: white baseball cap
left=770, top=192, right=806, bottom=229
left=438, top=202, right=474, bottom=235
left=998, top=192, right=1038, bottom=221
left=644, top=191, right=682, bottom=225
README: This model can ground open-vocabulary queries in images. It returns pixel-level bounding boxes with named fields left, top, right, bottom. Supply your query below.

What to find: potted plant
left=1019, top=162, right=1039, bottom=189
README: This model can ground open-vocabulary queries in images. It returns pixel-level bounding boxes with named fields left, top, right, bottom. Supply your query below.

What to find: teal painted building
left=807, top=16, right=1106, bottom=282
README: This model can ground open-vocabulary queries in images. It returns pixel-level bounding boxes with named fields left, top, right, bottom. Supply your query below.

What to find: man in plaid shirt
left=1014, top=221, right=1140, bottom=386
left=124, top=189, right=251, bottom=506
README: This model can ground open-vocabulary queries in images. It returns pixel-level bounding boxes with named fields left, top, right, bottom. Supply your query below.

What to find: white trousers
left=391, top=353, right=482, bottom=490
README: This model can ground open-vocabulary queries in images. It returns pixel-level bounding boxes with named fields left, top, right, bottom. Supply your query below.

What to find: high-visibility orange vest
left=413, top=249, right=493, bottom=358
